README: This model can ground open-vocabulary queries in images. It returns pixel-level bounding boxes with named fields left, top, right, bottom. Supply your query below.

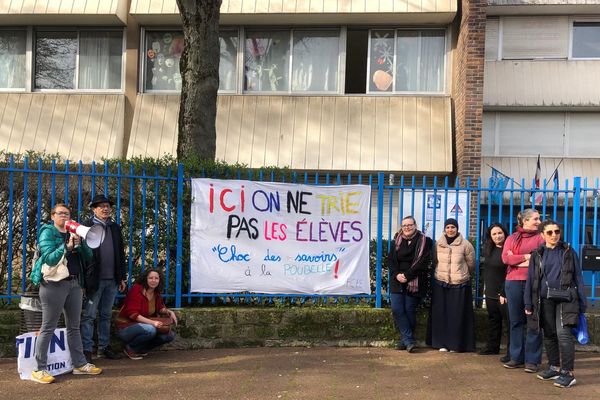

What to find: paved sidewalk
left=1, top=347, right=599, bottom=399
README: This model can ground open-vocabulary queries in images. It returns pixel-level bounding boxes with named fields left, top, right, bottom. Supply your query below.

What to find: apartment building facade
left=482, top=0, right=600, bottom=184
left=0, top=0, right=485, bottom=180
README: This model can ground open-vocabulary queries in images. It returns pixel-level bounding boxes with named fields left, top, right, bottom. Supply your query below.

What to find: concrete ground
left=1, top=347, right=599, bottom=400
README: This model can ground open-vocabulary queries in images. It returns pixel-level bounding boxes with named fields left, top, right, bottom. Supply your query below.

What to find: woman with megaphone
left=29, top=203, right=103, bottom=384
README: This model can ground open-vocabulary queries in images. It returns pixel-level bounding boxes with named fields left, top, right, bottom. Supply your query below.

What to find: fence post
left=572, top=177, right=581, bottom=254
left=7, top=156, right=15, bottom=303
left=175, top=163, right=184, bottom=308
left=375, top=172, right=384, bottom=308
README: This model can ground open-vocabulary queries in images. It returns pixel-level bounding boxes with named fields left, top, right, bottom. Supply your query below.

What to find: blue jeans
left=80, top=279, right=118, bottom=352
left=390, top=291, right=421, bottom=346
left=505, top=280, right=542, bottom=364
left=118, top=323, right=175, bottom=353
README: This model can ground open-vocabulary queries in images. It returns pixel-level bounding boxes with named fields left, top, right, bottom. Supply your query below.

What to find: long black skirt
left=426, top=279, right=476, bottom=352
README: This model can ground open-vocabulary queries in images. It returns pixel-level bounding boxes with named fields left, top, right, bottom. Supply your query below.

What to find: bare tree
left=176, top=0, right=222, bottom=160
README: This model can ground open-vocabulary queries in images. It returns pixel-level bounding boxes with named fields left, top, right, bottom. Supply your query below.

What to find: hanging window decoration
left=369, top=30, right=394, bottom=92
left=145, top=31, right=184, bottom=91
left=144, top=30, right=237, bottom=92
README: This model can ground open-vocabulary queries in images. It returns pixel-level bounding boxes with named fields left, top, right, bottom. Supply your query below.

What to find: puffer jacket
left=30, top=223, right=92, bottom=286
left=525, top=242, right=587, bottom=331
left=434, top=233, right=476, bottom=285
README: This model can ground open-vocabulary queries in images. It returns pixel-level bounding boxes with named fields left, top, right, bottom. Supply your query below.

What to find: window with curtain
left=79, top=31, right=123, bottom=89
left=291, top=30, right=339, bottom=92
left=244, top=29, right=340, bottom=93
left=244, top=30, right=290, bottom=92
left=0, top=30, right=26, bottom=89
left=144, top=30, right=238, bottom=92
left=368, top=29, right=446, bottom=93
left=220, top=30, right=238, bottom=92
left=35, top=30, right=123, bottom=90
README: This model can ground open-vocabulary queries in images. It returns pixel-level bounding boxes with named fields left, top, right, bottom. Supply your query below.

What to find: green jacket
left=30, top=223, right=93, bottom=286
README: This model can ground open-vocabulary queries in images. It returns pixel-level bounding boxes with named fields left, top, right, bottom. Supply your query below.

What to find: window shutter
left=502, top=16, right=569, bottom=59
left=485, top=18, right=499, bottom=61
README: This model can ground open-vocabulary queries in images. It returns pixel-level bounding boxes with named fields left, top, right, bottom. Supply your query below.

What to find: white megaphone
left=65, top=220, right=105, bottom=249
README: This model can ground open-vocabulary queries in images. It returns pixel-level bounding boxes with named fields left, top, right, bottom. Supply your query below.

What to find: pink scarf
left=512, top=226, right=540, bottom=254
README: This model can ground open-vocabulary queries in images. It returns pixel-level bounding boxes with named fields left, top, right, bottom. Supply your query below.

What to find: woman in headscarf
left=427, top=218, right=476, bottom=352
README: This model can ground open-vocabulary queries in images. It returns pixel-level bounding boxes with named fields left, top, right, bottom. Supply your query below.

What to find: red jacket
left=116, top=283, right=166, bottom=330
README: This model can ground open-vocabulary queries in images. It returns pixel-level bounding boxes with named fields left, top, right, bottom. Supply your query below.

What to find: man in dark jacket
left=80, top=194, right=127, bottom=361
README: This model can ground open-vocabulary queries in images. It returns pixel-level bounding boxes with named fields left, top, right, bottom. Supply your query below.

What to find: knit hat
left=444, top=218, right=459, bottom=230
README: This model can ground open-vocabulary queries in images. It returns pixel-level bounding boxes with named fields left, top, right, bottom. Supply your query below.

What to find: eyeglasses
left=544, top=229, right=561, bottom=236
left=401, top=224, right=415, bottom=229
left=53, top=211, right=70, bottom=217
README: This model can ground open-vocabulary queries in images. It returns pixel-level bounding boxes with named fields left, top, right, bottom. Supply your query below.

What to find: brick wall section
left=454, top=0, right=486, bottom=235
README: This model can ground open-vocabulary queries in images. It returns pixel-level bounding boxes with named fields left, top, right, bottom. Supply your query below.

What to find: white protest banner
left=190, top=179, right=371, bottom=294
left=15, top=328, right=73, bottom=380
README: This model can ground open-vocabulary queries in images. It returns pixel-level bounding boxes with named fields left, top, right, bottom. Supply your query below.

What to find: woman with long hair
left=525, top=220, right=587, bottom=388
left=501, top=208, right=544, bottom=372
left=116, top=269, right=177, bottom=359
left=479, top=223, right=510, bottom=361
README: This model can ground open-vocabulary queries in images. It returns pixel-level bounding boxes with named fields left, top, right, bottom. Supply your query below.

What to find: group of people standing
left=388, top=210, right=587, bottom=388
left=29, top=195, right=176, bottom=384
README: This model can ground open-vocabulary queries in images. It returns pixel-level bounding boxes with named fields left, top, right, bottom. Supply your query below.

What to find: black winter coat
left=525, top=242, right=587, bottom=331
left=387, top=232, right=433, bottom=297
left=82, top=217, right=127, bottom=295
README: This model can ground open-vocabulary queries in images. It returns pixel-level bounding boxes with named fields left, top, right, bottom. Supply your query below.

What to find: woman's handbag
left=546, top=287, right=572, bottom=302
left=149, top=316, right=173, bottom=334
left=41, top=253, right=69, bottom=282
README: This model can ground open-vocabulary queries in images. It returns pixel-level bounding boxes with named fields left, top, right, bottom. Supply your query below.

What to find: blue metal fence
left=0, top=157, right=598, bottom=307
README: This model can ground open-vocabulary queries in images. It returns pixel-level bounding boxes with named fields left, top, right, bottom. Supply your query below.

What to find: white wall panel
left=128, top=94, right=453, bottom=173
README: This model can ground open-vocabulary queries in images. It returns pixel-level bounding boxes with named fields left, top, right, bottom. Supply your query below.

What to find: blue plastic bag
left=571, top=313, right=589, bottom=345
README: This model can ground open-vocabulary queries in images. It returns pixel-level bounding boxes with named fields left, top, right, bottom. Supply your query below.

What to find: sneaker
left=84, top=350, right=93, bottom=363
left=98, top=346, right=122, bottom=360
left=31, top=370, right=55, bottom=384
left=123, top=346, right=143, bottom=360
left=439, top=347, right=448, bottom=352
left=537, top=367, right=561, bottom=381
left=524, top=363, right=539, bottom=373
left=554, top=373, right=576, bottom=388
left=72, top=363, right=102, bottom=375
left=395, top=342, right=406, bottom=351
left=503, top=360, right=524, bottom=369
left=406, top=344, right=417, bottom=353
left=500, top=355, right=511, bottom=363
